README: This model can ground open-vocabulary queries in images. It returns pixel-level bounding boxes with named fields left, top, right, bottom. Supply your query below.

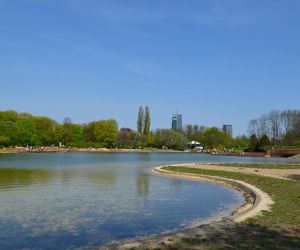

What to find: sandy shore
left=187, top=163, right=300, bottom=180
left=93, top=163, right=274, bottom=250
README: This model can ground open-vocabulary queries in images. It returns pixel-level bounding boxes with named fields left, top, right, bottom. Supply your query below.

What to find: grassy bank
left=153, top=165, right=300, bottom=250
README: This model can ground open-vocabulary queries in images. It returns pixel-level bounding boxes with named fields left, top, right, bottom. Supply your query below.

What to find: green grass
left=217, top=163, right=300, bottom=169
left=152, top=165, right=300, bottom=249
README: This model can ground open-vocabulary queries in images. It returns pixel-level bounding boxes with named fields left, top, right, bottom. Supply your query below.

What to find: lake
left=0, top=152, right=293, bottom=249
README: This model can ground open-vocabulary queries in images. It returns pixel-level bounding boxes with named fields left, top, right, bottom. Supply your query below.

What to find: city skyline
left=1, top=1, right=300, bottom=136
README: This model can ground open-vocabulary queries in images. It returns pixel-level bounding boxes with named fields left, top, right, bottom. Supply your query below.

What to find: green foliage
left=247, top=134, right=272, bottom=152
left=14, top=118, right=37, bottom=146
left=116, top=128, right=135, bottom=148
left=63, top=117, right=72, bottom=145
left=53, top=124, right=64, bottom=145
left=137, top=106, right=151, bottom=137
left=0, top=110, right=119, bottom=148
left=137, top=106, right=144, bottom=134
left=154, top=129, right=188, bottom=150
left=33, top=116, right=55, bottom=146
left=0, top=135, right=10, bottom=146
left=143, top=106, right=150, bottom=136
left=202, top=127, right=232, bottom=149
left=233, top=135, right=249, bottom=148
left=292, top=140, right=300, bottom=148
left=257, top=134, right=272, bottom=152
left=94, top=119, right=118, bottom=148
left=248, top=134, right=259, bottom=152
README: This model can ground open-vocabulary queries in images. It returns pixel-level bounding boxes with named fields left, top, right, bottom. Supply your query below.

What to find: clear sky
left=1, top=0, right=300, bottom=136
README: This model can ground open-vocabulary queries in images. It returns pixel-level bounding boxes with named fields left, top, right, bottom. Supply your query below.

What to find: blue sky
left=1, top=0, right=300, bottom=136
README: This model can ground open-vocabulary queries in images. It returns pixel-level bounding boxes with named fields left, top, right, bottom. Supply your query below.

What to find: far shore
left=0, top=146, right=276, bottom=158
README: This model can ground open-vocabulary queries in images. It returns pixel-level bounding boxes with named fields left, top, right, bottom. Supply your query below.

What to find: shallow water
left=0, top=152, right=294, bottom=249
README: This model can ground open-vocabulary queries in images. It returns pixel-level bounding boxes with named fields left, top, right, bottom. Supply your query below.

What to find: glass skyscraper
left=172, top=113, right=182, bottom=130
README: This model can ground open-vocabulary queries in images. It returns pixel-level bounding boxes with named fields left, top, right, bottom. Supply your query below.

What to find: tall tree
left=137, top=106, right=144, bottom=134
left=143, top=106, right=150, bottom=136
left=267, top=110, right=281, bottom=145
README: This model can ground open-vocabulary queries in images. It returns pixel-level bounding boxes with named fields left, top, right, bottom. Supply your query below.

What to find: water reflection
left=87, top=171, right=117, bottom=186
left=0, top=168, right=118, bottom=191
left=0, top=169, right=53, bottom=191
left=136, top=172, right=150, bottom=197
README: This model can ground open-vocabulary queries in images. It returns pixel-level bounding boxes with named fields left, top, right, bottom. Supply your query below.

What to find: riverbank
left=0, top=147, right=294, bottom=158
left=95, top=163, right=300, bottom=250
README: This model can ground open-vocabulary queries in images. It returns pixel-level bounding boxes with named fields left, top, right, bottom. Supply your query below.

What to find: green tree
left=202, top=127, right=231, bottom=149
left=54, top=124, right=64, bottom=146
left=233, top=135, right=249, bottom=149
left=117, top=128, right=135, bottom=148
left=33, top=116, right=55, bottom=146
left=0, top=135, right=10, bottom=146
left=143, top=106, right=150, bottom=136
left=94, top=119, right=118, bottom=148
left=137, top=106, right=144, bottom=134
left=154, top=129, right=188, bottom=150
left=14, top=118, right=37, bottom=146
left=63, top=117, right=72, bottom=146
left=83, top=122, right=96, bottom=143
left=248, top=134, right=259, bottom=152
left=68, top=124, right=83, bottom=147
left=257, top=134, right=272, bottom=152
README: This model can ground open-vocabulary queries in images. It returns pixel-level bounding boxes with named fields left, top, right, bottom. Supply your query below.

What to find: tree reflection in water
left=136, top=172, right=150, bottom=197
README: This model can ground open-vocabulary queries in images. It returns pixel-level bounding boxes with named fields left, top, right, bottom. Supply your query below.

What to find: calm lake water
left=0, top=152, right=294, bottom=249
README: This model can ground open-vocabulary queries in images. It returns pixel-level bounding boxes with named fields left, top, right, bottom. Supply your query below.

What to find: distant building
left=222, top=124, right=233, bottom=137
left=172, top=113, right=182, bottom=130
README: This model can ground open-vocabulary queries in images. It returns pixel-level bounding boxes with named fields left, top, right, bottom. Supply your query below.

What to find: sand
left=187, top=163, right=300, bottom=180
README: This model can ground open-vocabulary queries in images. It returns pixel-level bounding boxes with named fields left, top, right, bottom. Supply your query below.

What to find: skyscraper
left=222, top=124, right=233, bottom=137
left=172, top=113, right=182, bottom=130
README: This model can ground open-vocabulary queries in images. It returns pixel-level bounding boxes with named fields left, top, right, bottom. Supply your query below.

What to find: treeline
left=0, top=109, right=245, bottom=151
left=248, top=109, right=300, bottom=150
left=0, top=110, right=119, bottom=148
left=1, top=109, right=298, bottom=151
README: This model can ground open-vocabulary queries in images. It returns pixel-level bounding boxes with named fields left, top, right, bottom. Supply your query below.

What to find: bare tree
left=247, top=118, right=259, bottom=136
left=257, top=114, right=270, bottom=138
left=281, top=110, right=294, bottom=134
left=267, top=110, right=282, bottom=145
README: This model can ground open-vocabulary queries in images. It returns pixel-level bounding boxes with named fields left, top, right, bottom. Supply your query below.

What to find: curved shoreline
left=154, top=164, right=273, bottom=223
left=95, top=163, right=273, bottom=250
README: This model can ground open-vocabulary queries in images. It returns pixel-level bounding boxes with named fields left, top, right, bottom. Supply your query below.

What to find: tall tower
left=172, top=113, right=182, bottom=130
